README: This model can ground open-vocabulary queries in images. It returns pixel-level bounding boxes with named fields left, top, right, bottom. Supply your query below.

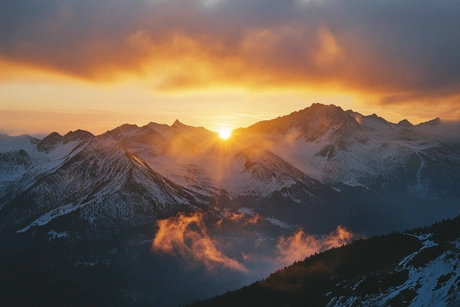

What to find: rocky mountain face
left=0, top=130, right=208, bottom=235
left=1, top=103, right=460, bottom=235
left=1, top=103, right=460, bottom=306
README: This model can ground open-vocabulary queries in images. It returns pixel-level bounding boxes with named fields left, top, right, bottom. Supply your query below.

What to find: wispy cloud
left=276, top=226, right=358, bottom=266
left=152, top=212, right=361, bottom=278
left=152, top=212, right=247, bottom=272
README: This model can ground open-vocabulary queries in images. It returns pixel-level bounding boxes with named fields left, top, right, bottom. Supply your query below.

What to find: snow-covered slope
left=99, top=103, right=460, bottom=198
left=327, top=233, right=460, bottom=307
left=190, top=217, right=460, bottom=307
left=239, top=104, right=460, bottom=191
left=0, top=131, right=208, bottom=232
left=1, top=103, right=459, bottom=235
left=103, top=119, right=325, bottom=198
left=0, top=131, right=93, bottom=207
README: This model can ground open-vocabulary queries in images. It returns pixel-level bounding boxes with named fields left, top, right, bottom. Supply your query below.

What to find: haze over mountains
left=2, top=103, right=459, bottom=235
left=1, top=103, right=460, bottom=306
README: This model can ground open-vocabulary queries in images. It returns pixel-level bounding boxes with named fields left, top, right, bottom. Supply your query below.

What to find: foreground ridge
left=190, top=216, right=460, bottom=307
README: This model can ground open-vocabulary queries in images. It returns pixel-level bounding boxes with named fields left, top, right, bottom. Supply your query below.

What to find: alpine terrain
left=191, top=216, right=460, bottom=307
left=1, top=103, right=459, bottom=306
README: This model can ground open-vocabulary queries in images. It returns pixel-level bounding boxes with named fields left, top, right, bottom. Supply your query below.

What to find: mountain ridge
left=1, top=103, right=459, bottom=236
left=189, top=215, right=460, bottom=307
left=1, top=103, right=460, bottom=306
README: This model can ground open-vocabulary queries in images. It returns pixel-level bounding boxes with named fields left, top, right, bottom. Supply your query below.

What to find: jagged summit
left=36, top=130, right=93, bottom=151
left=145, top=122, right=168, bottom=129
left=63, top=129, right=94, bottom=144
left=37, top=132, right=63, bottom=152
left=309, top=102, right=340, bottom=110
left=366, top=113, right=387, bottom=122
left=170, top=119, right=214, bottom=138
left=42, top=131, right=63, bottom=140
left=172, top=119, right=185, bottom=127
left=398, top=119, right=413, bottom=127
left=288, top=103, right=343, bottom=119
left=103, top=124, right=140, bottom=141
left=243, top=103, right=361, bottom=142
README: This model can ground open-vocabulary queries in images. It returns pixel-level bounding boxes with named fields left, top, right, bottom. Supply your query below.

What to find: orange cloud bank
left=152, top=210, right=360, bottom=276
left=277, top=226, right=358, bottom=266
left=152, top=212, right=247, bottom=272
left=2, top=1, right=458, bottom=103
left=2, top=0, right=459, bottom=132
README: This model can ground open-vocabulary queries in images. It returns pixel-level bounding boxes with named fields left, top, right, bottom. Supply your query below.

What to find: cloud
left=1, top=0, right=459, bottom=107
left=152, top=212, right=247, bottom=272
left=151, top=211, right=362, bottom=285
left=276, top=226, right=358, bottom=266
left=214, top=212, right=261, bottom=227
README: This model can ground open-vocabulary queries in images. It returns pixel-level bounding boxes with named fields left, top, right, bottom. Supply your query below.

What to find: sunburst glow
left=219, top=128, right=231, bottom=140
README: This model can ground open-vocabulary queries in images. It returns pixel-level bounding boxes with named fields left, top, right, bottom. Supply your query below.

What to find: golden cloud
left=2, top=0, right=459, bottom=122
left=276, top=226, right=358, bottom=266
left=152, top=212, right=247, bottom=272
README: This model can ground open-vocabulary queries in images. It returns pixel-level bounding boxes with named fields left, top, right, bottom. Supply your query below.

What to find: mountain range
left=1, top=103, right=459, bottom=306
left=2, top=103, right=459, bottom=235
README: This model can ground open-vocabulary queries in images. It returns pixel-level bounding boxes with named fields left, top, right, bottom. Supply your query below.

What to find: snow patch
left=17, top=202, right=89, bottom=233
left=328, top=234, right=460, bottom=307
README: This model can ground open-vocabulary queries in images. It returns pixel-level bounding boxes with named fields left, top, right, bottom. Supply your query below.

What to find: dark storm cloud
left=0, top=0, right=459, bottom=102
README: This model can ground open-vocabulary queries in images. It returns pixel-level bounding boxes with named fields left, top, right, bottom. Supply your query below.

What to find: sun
left=219, top=128, right=232, bottom=140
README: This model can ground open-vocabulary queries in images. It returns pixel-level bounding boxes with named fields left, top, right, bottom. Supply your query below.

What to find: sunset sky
left=1, top=0, right=459, bottom=136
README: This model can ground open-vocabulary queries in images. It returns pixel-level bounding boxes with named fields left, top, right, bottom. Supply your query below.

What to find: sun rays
left=219, top=127, right=232, bottom=140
